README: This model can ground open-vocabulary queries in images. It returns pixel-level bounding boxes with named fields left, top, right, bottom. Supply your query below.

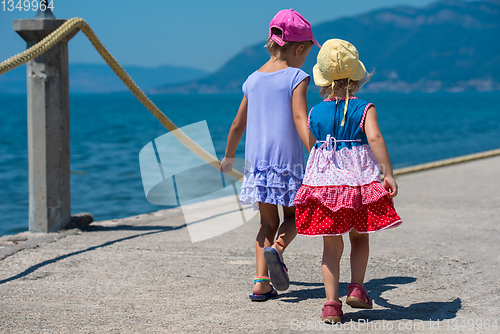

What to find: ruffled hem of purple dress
left=240, top=166, right=303, bottom=211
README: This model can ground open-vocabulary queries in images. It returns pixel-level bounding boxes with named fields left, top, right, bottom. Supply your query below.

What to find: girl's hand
left=220, top=157, right=236, bottom=174
left=383, top=175, right=398, bottom=198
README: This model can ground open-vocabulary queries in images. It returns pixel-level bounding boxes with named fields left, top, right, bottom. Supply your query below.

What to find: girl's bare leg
left=349, top=229, right=369, bottom=286
left=322, top=236, right=344, bottom=302
left=254, top=202, right=280, bottom=294
left=271, top=205, right=298, bottom=259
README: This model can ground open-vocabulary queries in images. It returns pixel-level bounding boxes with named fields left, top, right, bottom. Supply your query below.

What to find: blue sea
left=1, top=92, right=500, bottom=236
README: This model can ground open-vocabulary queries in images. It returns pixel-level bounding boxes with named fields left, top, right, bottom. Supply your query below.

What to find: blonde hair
left=320, top=71, right=374, bottom=99
left=266, top=28, right=313, bottom=56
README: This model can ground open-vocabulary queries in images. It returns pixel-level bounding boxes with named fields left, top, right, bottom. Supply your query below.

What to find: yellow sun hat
left=313, top=39, right=367, bottom=126
left=313, top=39, right=366, bottom=87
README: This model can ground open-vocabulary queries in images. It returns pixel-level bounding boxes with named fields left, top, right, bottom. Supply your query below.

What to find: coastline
left=2, top=92, right=500, bottom=236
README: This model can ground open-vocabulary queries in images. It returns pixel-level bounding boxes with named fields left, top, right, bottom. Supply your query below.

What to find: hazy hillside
left=0, top=64, right=209, bottom=94
left=156, top=0, right=500, bottom=94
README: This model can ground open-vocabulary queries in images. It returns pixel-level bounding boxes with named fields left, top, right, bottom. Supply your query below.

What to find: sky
left=0, top=0, right=475, bottom=73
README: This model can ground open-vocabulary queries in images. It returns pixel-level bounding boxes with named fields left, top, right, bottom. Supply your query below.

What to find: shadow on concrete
left=279, top=281, right=350, bottom=302
left=0, top=225, right=184, bottom=285
left=87, top=224, right=186, bottom=232
left=279, top=276, right=461, bottom=321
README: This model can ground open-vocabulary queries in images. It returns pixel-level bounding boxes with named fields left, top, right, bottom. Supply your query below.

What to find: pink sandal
left=321, top=300, right=343, bottom=323
left=346, top=282, right=373, bottom=309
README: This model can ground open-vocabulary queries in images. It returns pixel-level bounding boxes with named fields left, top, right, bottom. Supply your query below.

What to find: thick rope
left=1, top=18, right=499, bottom=181
left=0, top=18, right=243, bottom=180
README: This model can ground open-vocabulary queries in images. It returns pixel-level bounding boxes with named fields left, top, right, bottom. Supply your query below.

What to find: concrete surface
left=0, top=156, right=499, bottom=333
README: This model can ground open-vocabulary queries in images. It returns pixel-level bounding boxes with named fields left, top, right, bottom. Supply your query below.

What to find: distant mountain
left=156, top=0, right=500, bottom=94
left=0, top=63, right=210, bottom=94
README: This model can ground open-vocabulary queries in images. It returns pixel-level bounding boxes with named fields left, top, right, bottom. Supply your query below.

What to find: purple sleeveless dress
left=239, top=67, right=310, bottom=211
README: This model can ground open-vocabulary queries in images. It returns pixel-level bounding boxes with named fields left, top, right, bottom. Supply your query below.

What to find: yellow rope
left=1, top=17, right=499, bottom=182
left=0, top=18, right=243, bottom=180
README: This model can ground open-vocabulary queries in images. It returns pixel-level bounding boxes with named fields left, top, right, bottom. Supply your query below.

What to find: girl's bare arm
left=364, top=105, right=398, bottom=198
left=220, top=96, right=248, bottom=173
left=292, top=79, right=311, bottom=153
left=308, top=129, right=316, bottom=152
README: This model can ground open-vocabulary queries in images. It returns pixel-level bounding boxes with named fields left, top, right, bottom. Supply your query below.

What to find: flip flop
left=263, top=247, right=289, bottom=291
left=249, top=286, right=278, bottom=301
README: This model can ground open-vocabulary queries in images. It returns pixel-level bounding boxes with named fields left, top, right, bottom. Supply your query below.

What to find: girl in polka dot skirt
left=293, top=39, right=402, bottom=323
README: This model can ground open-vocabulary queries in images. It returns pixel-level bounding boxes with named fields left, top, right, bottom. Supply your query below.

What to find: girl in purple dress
left=220, top=9, right=320, bottom=300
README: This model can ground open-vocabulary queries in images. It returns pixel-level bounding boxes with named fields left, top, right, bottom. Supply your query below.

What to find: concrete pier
left=0, top=156, right=499, bottom=333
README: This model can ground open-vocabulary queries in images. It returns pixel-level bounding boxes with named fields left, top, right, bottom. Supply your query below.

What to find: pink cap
left=268, top=9, right=321, bottom=48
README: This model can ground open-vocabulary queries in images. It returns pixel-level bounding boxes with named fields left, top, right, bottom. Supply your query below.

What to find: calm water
left=1, top=92, right=499, bottom=236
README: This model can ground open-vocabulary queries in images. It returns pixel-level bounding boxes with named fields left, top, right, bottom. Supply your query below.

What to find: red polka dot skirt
left=295, top=195, right=402, bottom=236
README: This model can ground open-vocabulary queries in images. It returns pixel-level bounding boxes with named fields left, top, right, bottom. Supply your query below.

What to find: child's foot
left=346, top=282, right=373, bottom=309
left=321, top=300, right=343, bottom=323
left=271, top=241, right=285, bottom=262
left=253, top=281, right=272, bottom=295
left=263, top=242, right=289, bottom=291
left=249, top=276, right=277, bottom=301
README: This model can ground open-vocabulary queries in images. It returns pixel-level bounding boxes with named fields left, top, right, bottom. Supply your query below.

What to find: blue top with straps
left=309, top=97, right=374, bottom=151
